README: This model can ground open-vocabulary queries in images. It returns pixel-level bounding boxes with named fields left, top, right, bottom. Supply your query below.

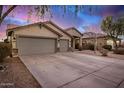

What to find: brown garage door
left=17, top=37, right=56, bottom=55
left=60, top=39, right=69, bottom=52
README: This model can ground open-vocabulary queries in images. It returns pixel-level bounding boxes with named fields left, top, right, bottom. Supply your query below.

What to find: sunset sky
left=0, top=5, right=124, bottom=40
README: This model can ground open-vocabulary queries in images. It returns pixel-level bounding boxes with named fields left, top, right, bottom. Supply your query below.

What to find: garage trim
left=16, top=35, right=58, bottom=39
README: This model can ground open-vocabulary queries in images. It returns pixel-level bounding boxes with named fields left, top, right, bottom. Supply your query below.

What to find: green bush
left=113, top=48, right=124, bottom=55
left=102, top=45, right=112, bottom=51
left=0, top=43, right=11, bottom=62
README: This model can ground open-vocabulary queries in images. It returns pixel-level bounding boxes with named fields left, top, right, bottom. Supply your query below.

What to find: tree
left=101, top=16, right=124, bottom=49
left=4, top=38, right=9, bottom=43
left=0, top=5, right=94, bottom=26
left=35, top=5, right=94, bottom=19
left=0, top=5, right=17, bottom=26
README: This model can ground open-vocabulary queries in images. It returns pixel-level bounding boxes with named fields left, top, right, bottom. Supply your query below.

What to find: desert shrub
left=78, top=46, right=83, bottom=51
left=82, top=44, right=87, bottom=50
left=102, top=45, right=112, bottom=51
left=4, top=39, right=9, bottom=43
left=99, top=48, right=108, bottom=56
left=87, top=43, right=95, bottom=51
left=0, top=43, right=11, bottom=62
left=113, top=48, right=124, bottom=55
left=68, top=47, right=74, bottom=52
left=82, top=43, right=95, bottom=50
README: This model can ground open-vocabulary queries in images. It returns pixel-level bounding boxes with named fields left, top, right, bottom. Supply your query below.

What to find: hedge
left=102, top=45, right=112, bottom=51
left=0, top=43, right=11, bottom=62
left=113, top=48, right=124, bottom=55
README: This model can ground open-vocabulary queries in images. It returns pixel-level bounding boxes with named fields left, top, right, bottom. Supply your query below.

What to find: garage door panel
left=60, top=39, right=69, bottom=52
left=17, top=37, right=56, bottom=55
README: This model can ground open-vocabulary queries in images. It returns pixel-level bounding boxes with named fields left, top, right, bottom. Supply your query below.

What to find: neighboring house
left=106, top=38, right=121, bottom=49
left=65, top=27, right=83, bottom=50
left=82, top=36, right=107, bottom=49
left=82, top=32, right=122, bottom=49
left=82, top=32, right=107, bottom=49
left=6, top=21, right=72, bottom=56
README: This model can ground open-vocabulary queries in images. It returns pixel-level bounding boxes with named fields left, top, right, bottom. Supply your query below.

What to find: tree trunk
left=0, top=5, right=17, bottom=26
left=113, top=39, right=118, bottom=50
left=0, top=6, right=3, bottom=18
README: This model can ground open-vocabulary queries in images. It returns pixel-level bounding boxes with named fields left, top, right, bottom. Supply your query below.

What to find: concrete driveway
left=20, top=52, right=124, bottom=88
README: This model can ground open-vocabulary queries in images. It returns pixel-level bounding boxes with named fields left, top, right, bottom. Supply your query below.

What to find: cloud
left=0, top=5, right=124, bottom=40
left=3, top=17, right=29, bottom=25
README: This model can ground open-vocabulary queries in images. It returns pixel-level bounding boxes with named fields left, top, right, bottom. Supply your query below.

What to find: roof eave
left=43, top=21, right=72, bottom=38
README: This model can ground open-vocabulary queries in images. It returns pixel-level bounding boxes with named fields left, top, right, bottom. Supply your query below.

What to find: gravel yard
left=0, top=57, right=41, bottom=88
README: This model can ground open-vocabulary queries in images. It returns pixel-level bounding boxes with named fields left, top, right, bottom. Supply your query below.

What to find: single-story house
left=82, top=32, right=107, bottom=49
left=82, top=36, right=107, bottom=49
left=106, top=38, right=122, bottom=49
left=43, top=21, right=72, bottom=52
left=6, top=21, right=72, bottom=56
left=65, top=27, right=83, bottom=50
left=82, top=32, right=122, bottom=49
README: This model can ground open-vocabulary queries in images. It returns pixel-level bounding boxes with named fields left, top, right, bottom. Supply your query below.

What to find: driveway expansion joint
left=20, top=52, right=124, bottom=88
left=116, top=79, right=124, bottom=88
left=92, top=74, right=117, bottom=85
left=58, top=63, right=115, bottom=88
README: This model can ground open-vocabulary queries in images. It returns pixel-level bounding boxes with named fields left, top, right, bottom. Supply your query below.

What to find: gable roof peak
left=43, top=21, right=72, bottom=38
left=65, top=27, right=82, bottom=36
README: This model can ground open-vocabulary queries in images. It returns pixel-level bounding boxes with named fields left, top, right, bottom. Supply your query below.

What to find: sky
left=0, top=5, right=124, bottom=40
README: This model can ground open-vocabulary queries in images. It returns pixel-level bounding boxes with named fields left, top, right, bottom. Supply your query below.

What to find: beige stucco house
left=65, top=28, right=83, bottom=50
left=82, top=36, right=107, bottom=49
left=44, top=21, right=72, bottom=51
left=82, top=32, right=122, bottom=50
left=6, top=21, right=72, bottom=56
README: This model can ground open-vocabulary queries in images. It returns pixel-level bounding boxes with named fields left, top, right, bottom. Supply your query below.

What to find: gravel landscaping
left=0, top=57, right=41, bottom=88
left=78, top=50, right=124, bottom=60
